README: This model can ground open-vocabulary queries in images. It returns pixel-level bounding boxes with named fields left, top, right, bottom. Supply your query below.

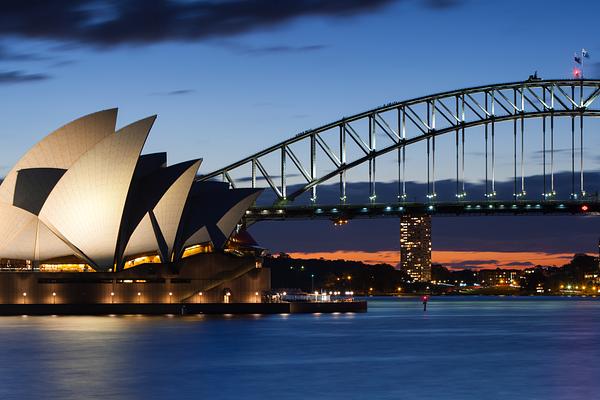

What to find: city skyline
left=286, top=249, right=577, bottom=270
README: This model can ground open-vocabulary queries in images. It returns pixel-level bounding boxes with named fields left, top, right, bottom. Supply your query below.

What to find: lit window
left=182, top=243, right=213, bottom=258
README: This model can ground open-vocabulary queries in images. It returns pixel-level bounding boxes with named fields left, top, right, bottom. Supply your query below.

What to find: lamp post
left=198, top=291, right=203, bottom=303
left=311, top=274, right=315, bottom=293
left=255, top=291, right=259, bottom=303
left=22, top=292, right=26, bottom=304
left=52, top=292, right=56, bottom=304
left=169, top=292, right=173, bottom=304
left=137, top=292, right=141, bottom=303
left=110, top=292, right=115, bottom=304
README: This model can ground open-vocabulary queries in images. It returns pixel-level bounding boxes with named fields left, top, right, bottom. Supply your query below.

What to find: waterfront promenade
left=0, top=301, right=367, bottom=316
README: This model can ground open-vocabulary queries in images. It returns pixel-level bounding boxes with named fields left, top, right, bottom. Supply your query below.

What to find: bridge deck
left=246, top=200, right=600, bottom=222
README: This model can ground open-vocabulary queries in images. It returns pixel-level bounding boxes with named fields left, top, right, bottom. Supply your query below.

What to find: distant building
left=597, top=237, right=600, bottom=271
left=478, top=268, right=521, bottom=286
left=400, top=215, right=431, bottom=282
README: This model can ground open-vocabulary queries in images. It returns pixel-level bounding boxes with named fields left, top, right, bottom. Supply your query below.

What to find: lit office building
left=400, top=215, right=432, bottom=282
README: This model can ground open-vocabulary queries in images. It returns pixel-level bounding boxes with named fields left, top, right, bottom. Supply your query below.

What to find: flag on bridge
left=574, top=53, right=582, bottom=64
left=582, top=48, right=590, bottom=58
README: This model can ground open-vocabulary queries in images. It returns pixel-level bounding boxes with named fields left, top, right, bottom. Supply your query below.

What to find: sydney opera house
left=0, top=109, right=269, bottom=306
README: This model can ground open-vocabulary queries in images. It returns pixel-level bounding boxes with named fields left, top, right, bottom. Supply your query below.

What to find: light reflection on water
left=0, top=297, right=599, bottom=400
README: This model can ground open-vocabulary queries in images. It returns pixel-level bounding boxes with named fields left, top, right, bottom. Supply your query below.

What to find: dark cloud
left=442, top=260, right=500, bottom=269
left=445, top=264, right=490, bottom=270
left=501, top=261, right=534, bottom=267
left=0, top=1, right=464, bottom=48
left=250, top=170, right=600, bottom=206
left=248, top=170, right=600, bottom=255
left=0, top=70, right=50, bottom=84
left=0, top=0, right=397, bottom=47
left=448, top=259, right=499, bottom=266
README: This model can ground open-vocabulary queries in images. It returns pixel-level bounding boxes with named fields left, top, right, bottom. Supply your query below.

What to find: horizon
left=283, top=249, right=592, bottom=271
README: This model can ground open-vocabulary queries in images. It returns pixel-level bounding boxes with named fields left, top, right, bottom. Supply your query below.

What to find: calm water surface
left=0, top=297, right=599, bottom=400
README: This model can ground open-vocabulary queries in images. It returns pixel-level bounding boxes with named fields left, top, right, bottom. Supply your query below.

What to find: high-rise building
left=400, top=215, right=432, bottom=282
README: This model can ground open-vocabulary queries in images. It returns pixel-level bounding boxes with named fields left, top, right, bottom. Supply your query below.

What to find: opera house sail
left=0, top=110, right=268, bottom=306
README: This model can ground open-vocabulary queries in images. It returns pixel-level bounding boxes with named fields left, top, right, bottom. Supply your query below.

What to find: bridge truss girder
left=198, top=79, right=600, bottom=212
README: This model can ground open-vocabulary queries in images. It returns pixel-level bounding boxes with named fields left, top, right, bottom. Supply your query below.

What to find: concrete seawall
left=0, top=301, right=367, bottom=316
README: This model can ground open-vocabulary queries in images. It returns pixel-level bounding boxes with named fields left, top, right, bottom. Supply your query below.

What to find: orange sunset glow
left=286, top=250, right=579, bottom=270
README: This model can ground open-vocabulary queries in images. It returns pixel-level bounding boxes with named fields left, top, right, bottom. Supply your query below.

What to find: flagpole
left=581, top=48, right=584, bottom=78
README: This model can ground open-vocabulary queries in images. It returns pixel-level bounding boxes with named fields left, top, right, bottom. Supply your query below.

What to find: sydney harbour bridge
left=199, top=79, right=600, bottom=223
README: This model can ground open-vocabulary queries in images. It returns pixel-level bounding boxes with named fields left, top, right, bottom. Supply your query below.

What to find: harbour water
left=1, top=297, right=599, bottom=399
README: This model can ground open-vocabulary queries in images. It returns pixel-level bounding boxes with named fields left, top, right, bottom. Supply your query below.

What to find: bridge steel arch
left=198, top=79, right=600, bottom=220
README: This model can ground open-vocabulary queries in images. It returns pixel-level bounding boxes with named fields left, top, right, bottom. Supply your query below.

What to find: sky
left=1, top=0, right=599, bottom=269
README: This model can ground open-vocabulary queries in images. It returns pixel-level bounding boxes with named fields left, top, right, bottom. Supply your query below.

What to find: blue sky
left=2, top=0, right=598, bottom=175
left=1, top=0, right=599, bottom=264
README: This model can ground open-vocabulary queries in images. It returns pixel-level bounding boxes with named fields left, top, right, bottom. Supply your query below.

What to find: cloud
left=248, top=171, right=600, bottom=258
left=445, top=264, right=487, bottom=270
left=0, top=45, right=75, bottom=74
left=253, top=44, right=326, bottom=54
left=151, top=89, right=195, bottom=96
left=251, top=170, right=600, bottom=206
left=236, top=172, right=301, bottom=182
left=216, top=41, right=328, bottom=55
left=501, top=261, right=534, bottom=267
left=240, top=44, right=327, bottom=55
left=424, top=0, right=462, bottom=8
left=432, top=251, right=575, bottom=270
left=0, top=45, right=48, bottom=62
left=283, top=250, right=579, bottom=270
left=0, top=70, right=50, bottom=84
left=288, top=250, right=400, bottom=266
left=443, top=259, right=500, bottom=268
left=49, top=59, right=77, bottom=68
left=0, top=1, right=465, bottom=49
left=0, top=0, right=397, bottom=47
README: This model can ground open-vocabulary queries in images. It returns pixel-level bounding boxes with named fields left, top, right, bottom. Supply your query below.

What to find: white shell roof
left=38, top=116, right=154, bottom=270
left=153, top=159, right=201, bottom=260
left=123, top=213, right=160, bottom=259
left=0, top=109, right=117, bottom=205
